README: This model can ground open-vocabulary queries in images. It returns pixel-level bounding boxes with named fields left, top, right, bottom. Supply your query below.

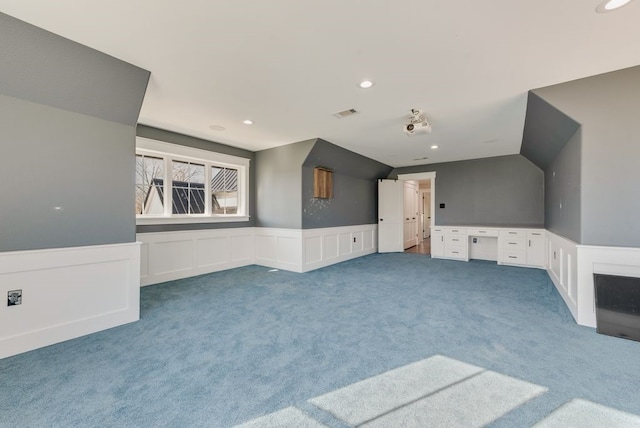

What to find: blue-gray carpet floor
left=2, top=254, right=639, bottom=427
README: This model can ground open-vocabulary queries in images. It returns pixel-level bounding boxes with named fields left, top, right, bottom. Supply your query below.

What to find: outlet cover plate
left=8, top=290, right=22, bottom=306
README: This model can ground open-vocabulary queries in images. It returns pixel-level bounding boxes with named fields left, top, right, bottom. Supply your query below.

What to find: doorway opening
left=397, top=172, right=435, bottom=256
left=404, top=180, right=432, bottom=254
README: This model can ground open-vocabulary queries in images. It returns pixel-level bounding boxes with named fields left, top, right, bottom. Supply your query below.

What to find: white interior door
left=422, top=190, right=431, bottom=239
left=378, top=179, right=404, bottom=252
left=403, top=181, right=418, bottom=249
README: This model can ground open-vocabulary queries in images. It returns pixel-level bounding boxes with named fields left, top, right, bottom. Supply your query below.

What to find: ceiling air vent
left=332, top=108, right=359, bottom=119
left=413, top=156, right=429, bottom=161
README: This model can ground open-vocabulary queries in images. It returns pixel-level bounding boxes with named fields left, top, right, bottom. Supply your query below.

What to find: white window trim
left=136, top=137, right=250, bottom=225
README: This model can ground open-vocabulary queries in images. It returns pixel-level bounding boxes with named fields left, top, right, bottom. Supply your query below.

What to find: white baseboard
left=137, top=228, right=255, bottom=286
left=0, top=242, right=140, bottom=359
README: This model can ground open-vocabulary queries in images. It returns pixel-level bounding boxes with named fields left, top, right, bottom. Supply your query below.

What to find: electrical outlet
left=8, top=290, right=22, bottom=306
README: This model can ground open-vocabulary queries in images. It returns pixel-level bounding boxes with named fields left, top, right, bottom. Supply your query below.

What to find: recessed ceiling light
left=430, top=145, right=439, bottom=149
left=359, top=80, right=374, bottom=89
left=243, top=119, right=254, bottom=125
left=596, top=0, right=633, bottom=12
left=209, top=125, right=226, bottom=131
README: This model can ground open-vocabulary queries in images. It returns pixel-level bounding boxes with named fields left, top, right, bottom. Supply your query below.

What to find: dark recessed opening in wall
left=594, top=274, right=640, bottom=342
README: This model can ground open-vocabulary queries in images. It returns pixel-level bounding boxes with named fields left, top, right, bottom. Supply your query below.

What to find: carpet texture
left=2, top=253, right=640, bottom=427
left=234, top=407, right=328, bottom=428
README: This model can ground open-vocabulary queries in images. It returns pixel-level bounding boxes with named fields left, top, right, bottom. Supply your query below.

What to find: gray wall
left=136, top=125, right=256, bottom=232
left=389, top=155, right=544, bottom=227
left=301, top=139, right=392, bottom=229
left=533, top=66, right=640, bottom=247
left=0, top=13, right=149, bottom=252
left=0, top=13, right=148, bottom=126
left=255, top=139, right=316, bottom=229
left=521, top=92, right=580, bottom=170
left=0, top=96, right=137, bottom=252
left=544, top=129, right=582, bottom=243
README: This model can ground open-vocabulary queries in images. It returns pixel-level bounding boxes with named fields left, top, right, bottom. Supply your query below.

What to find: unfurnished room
left=1, top=1, right=640, bottom=427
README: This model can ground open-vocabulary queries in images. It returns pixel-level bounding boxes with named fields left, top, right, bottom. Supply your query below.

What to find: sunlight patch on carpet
left=236, top=355, right=549, bottom=427
left=309, top=355, right=483, bottom=425
left=360, top=370, right=547, bottom=427
left=234, top=406, right=328, bottom=428
left=533, top=399, right=640, bottom=428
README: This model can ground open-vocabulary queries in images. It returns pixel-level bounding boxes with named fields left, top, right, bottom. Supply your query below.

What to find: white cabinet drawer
left=445, top=235, right=466, bottom=246
left=503, top=237, right=525, bottom=249
left=500, top=230, right=525, bottom=239
left=445, top=247, right=466, bottom=258
left=468, top=228, right=498, bottom=237
left=502, top=253, right=526, bottom=264
left=446, top=228, right=467, bottom=235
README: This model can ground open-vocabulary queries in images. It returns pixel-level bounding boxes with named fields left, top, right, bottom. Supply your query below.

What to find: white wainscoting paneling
left=302, top=225, right=377, bottom=272
left=576, top=244, right=640, bottom=328
left=0, top=242, right=140, bottom=359
left=254, top=228, right=303, bottom=272
left=253, top=225, right=378, bottom=273
left=546, top=231, right=578, bottom=323
left=137, top=228, right=255, bottom=286
left=546, top=231, right=640, bottom=328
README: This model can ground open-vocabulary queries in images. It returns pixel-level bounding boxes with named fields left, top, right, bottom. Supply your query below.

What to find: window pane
left=135, top=155, right=163, bottom=214
left=172, top=161, right=205, bottom=214
left=211, top=167, right=238, bottom=214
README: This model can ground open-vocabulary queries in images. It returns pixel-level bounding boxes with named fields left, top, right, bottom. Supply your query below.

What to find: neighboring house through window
left=136, top=137, right=250, bottom=224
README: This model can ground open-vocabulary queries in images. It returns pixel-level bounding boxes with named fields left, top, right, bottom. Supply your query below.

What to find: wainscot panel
left=0, top=242, right=140, bottom=359
left=546, top=231, right=578, bottom=323
left=254, top=228, right=303, bottom=272
left=137, top=228, right=255, bottom=286
left=302, top=225, right=378, bottom=272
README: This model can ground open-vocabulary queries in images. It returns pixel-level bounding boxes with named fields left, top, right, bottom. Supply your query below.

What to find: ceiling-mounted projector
left=404, top=108, right=432, bottom=136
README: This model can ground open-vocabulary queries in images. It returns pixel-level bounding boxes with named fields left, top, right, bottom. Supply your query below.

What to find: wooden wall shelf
left=314, top=167, right=333, bottom=199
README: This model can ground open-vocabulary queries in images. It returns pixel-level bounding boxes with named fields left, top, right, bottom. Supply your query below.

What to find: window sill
left=136, top=215, right=250, bottom=225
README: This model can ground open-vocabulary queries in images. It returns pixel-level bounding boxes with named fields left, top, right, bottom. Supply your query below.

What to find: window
left=135, top=137, right=250, bottom=224
left=211, top=166, right=238, bottom=214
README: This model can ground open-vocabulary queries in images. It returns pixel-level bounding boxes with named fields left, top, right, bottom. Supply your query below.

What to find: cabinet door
left=526, top=231, right=545, bottom=267
left=431, top=232, right=445, bottom=257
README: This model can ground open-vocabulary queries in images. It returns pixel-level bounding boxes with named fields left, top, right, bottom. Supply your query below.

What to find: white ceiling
left=1, top=1, right=639, bottom=167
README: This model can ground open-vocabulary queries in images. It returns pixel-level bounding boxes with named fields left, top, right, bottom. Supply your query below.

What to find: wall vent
left=332, top=108, right=359, bottom=118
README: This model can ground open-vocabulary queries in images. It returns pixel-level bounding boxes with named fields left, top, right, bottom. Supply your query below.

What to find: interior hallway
left=405, top=237, right=431, bottom=255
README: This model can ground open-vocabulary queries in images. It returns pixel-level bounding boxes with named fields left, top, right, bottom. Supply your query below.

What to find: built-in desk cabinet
left=430, top=227, right=468, bottom=261
left=430, top=226, right=545, bottom=269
